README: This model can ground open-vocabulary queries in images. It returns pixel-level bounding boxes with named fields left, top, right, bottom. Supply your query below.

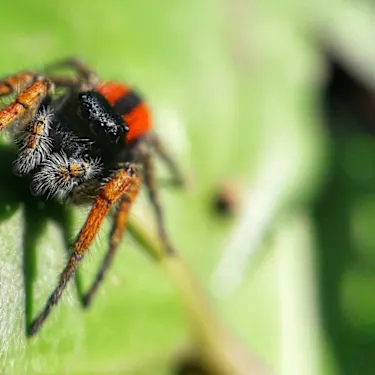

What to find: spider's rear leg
left=147, top=132, right=186, bottom=188
left=44, top=57, right=98, bottom=88
left=82, top=196, right=133, bottom=307
left=0, top=79, right=53, bottom=132
left=27, top=164, right=141, bottom=337
left=81, top=135, right=183, bottom=306
left=138, top=140, right=177, bottom=256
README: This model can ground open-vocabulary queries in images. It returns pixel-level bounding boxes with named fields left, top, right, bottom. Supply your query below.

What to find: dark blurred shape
left=324, top=54, right=375, bottom=135
left=174, top=358, right=207, bottom=375
left=212, top=182, right=242, bottom=217
left=315, top=53, right=375, bottom=375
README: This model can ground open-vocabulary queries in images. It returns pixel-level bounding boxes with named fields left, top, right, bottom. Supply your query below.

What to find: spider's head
left=78, top=90, right=128, bottom=142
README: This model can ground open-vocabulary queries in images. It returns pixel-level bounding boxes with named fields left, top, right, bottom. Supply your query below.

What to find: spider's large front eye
left=78, top=91, right=129, bottom=141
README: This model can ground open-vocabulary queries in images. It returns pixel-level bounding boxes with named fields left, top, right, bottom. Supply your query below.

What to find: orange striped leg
left=27, top=164, right=141, bottom=337
left=0, top=72, right=37, bottom=96
left=82, top=196, right=133, bottom=307
left=0, top=80, right=52, bottom=131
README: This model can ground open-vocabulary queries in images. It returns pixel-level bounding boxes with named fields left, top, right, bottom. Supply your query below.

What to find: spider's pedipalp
left=31, top=152, right=72, bottom=199
left=31, top=152, right=103, bottom=200
left=13, top=106, right=54, bottom=175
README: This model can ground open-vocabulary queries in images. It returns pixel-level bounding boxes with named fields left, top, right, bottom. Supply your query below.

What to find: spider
left=0, top=58, right=184, bottom=337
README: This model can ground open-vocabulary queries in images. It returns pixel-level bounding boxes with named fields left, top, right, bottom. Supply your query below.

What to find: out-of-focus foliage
left=0, top=1, right=375, bottom=375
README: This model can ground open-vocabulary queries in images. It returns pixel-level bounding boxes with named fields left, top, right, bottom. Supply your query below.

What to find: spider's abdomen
left=96, top=82, right=151, bottom=143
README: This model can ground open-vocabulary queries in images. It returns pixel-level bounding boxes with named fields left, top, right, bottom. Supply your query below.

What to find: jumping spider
left=0, top=58, right=184, bottom=337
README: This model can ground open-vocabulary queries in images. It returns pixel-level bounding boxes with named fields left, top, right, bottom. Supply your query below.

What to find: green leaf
left=4, top=0, right=374, bottom=374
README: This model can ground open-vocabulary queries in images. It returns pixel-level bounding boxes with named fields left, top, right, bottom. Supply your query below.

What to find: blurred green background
left=0, top=1, right=375, bottom=374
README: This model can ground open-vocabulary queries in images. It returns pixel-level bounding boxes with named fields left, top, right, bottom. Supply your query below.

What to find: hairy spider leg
left=148, top=132, right=185, bottom=188
left=0, top=80, right=53, bottom=131
left=96, top=82, right=178, bottom=255
left=82, top=196, right=132, bottom=307
left=27, top=164, right=141, bottom=337
left=44, top=57, right=98, bottom=87
left=80, top=137, right=183, bottom=306
left=43, top=75, right=81, bottom=88
left=0, top=72, right=38, bottom=97
left=138, top=141, right=176, bottom=255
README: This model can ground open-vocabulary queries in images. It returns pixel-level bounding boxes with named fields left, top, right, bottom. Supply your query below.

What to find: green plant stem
left=128, top=218, right=273, bottom=375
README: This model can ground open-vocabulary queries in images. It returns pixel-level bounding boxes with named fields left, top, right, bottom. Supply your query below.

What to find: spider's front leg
left=27, top=164, right=141, bottom=337
left=0, top=78, right=53, bottom=132
left=80, top=137, right=183, bottom=306
left=82, top=196, right=132, bottom=307
left=0, top=72, right=37, bottom=96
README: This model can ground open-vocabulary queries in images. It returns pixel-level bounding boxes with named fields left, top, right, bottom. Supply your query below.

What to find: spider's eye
left=78, top=91, right=129, bottom=139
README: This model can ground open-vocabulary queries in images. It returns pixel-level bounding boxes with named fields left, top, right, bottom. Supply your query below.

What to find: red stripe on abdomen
left=123, top=103, right=151, bottom=143
left=96, top=81, right=151, bottom=143
left=96, top=81, right=130, bottom=106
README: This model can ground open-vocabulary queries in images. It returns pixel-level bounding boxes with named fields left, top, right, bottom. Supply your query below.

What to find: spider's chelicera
left=0, top=58, right=184, bottom=337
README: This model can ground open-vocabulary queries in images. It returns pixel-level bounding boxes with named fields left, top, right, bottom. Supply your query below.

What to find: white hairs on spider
left=13, top=107, right=54, bottom=175
left=31, top=152, right=103, bottom=201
